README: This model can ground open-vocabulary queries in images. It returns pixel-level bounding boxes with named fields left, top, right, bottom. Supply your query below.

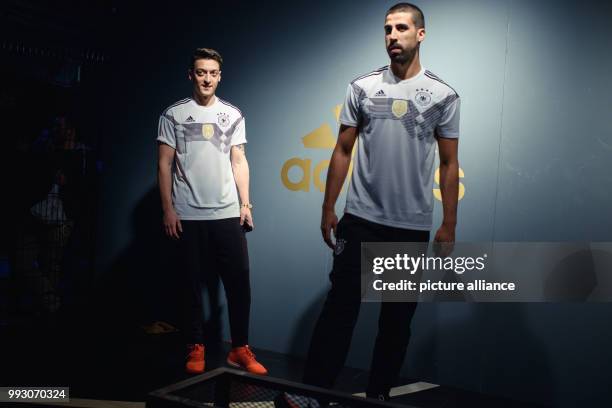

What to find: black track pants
left=180, top=218, right=250, bottom=347
left=303, top=213, right=429, bottom=397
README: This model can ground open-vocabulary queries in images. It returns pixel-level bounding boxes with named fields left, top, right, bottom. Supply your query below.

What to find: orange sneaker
left=226, top=345, right=268, bottom=375
left=185, top=343, right=205, bottom=374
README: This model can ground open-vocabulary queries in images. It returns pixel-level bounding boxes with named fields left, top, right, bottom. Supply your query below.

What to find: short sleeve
left=339, top=83, right=361, bottom=127
left=230, top=117, right=247, bottom=146
left=436, top=97, right=460, bottom=139
left=157, top=114, right=176, bottom=148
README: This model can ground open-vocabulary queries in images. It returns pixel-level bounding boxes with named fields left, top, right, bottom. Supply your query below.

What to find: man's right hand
left=321, top=207, right=338, bottom=250
left=163, top=209, right=182, bottom=239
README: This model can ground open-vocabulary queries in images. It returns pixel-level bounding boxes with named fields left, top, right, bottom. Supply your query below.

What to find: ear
left=187, top=69, right=193, bottom=81
left=417, top=28, right=426, bottom=43
left=218, top=71, right=222, bottom=82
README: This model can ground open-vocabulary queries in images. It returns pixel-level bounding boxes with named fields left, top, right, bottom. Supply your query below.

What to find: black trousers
left=303, top=213, right=429, bottom=397
left=180, top=218, right=250, bottom=347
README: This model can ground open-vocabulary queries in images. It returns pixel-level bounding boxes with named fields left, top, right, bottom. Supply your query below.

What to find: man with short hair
left=303, top=3, right=460, bottom=400
left=157, top=48, right=267, bottom=375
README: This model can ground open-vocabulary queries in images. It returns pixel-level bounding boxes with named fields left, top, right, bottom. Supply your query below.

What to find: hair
left=190, top=48, right=223, bottom=69
left=386, top=3, right=425, bottom=29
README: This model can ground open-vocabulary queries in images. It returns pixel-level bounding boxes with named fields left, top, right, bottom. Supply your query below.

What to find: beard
left=388, top=45, right=417, bottom=65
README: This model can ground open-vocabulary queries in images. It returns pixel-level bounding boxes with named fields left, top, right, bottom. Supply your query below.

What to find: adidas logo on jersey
left=374, top=89, right=386, bottom=97
left=185, top=116, right=195, bottom=122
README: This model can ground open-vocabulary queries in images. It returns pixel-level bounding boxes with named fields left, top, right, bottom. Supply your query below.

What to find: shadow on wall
left=479, top=304, right=554, bottom=406
left=287, top=290, right=328, bottom=357
left=406, top=303, right=553, bottom=406
left=94, top=187, right=223, bottom=346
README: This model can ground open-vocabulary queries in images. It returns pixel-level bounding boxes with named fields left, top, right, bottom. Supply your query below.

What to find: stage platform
left=1, top=324, right=545, bottom=408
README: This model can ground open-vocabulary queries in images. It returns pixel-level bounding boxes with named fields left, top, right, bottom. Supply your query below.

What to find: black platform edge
left=147, top=367, right=419, bottom=408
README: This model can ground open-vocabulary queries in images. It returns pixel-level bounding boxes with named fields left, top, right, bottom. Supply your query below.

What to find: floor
left=0, top=318, right=546, bottom=408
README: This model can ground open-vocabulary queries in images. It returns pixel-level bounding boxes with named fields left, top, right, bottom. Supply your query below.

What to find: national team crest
left=391, top=99, right=408, bottom=118
left=202, top=124, right=214, bottom=140
left=335, top=238, right=347, bottom=256
left=217, top=112, right=230, bottom=128
left=415, top=90, right=432, bottom=107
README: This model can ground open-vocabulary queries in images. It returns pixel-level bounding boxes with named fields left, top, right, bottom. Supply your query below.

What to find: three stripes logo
left=185, top=116, right=195, bottom=122
left=374, top=89, right=386, bottom=97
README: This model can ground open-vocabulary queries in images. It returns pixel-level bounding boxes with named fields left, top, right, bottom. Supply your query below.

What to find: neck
left=390, top=52, right=422, bottom=80
left=193, top=92, right=216, bottom=107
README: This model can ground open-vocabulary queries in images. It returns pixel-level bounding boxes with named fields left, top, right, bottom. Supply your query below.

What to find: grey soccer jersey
left=339, top=66, right=460, bottom=230
left=157, top=97, right=246, bottom=220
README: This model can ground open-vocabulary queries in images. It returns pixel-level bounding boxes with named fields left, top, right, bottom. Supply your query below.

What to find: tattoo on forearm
left=237, top=144, right=246, bottom=153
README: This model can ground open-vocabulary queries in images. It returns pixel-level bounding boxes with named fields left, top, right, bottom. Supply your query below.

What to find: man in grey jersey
left=302, top=3, right=460, bottom=401
left=158, top=48, right=267, bottom=375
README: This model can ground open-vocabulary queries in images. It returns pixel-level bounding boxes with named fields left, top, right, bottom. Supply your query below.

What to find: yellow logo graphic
left=202, top=124, right=214, bottom=140
left=302, top=124, right=336, bottom=149
left=433, top=167, right=465, bottom=201
left=281, top=104, right=465, bottom=201
left=281, top=105, right=346, bottom=192
left=391, top=99, right=408, bottom=118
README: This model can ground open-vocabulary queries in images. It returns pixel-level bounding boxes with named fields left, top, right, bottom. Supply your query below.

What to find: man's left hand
left=434, top=223, right=455, bottom=257
left=240, top=207, right=254, bottom=230
left=434, top=223, right=455, bottom=243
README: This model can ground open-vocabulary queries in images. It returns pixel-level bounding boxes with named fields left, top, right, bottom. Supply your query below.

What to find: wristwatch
left=241, top=203, right=253, bottom=209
